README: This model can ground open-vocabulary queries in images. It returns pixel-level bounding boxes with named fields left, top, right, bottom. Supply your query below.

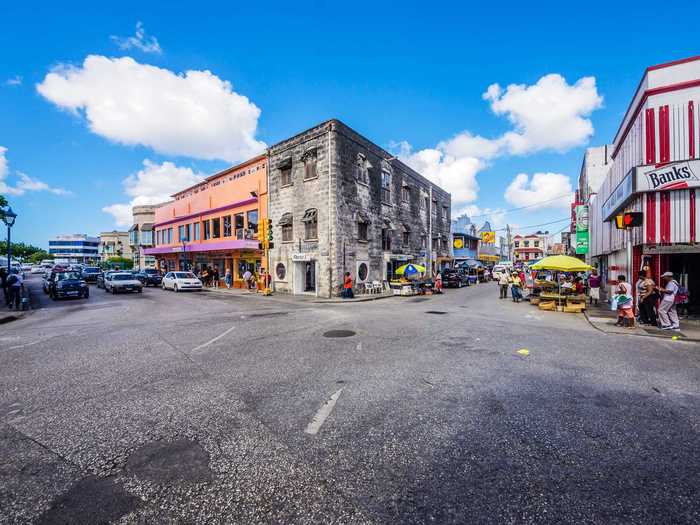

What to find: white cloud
left=460, top=204, right=508, bottom=231
left=483, top=74, right=603, bottom=154
left=110, top=21, right=162, bottom=54
left=0, top=147, right=71, bottom=197
left=37, top=55, right=266, bottom=162
left=504, top=172, right=573, bottom=210
left=5, top=76, right=22, bottom=86
left=102, top=159, right=204, bottom=227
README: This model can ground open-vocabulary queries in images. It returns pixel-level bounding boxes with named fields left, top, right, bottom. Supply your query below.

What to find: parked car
left=441, top=269, right=470, bottom=288
left=104, top=272, right=143, bottom=294
left=30, top=265, right=45, bottom=274
left=96, top=271, right=118, bottom=289
left=81, top=266, right=101, bottom=283
left=161, top=271, right=203, bottom=292
left=47, top=270, right=89, bottom=300
left=134, top=268, right=163, bottom=287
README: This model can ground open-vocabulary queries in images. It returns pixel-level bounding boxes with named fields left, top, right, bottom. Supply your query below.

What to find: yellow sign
left=453, top=238, right=464, bottom=249
left=481, top=231, right=495, bottom=243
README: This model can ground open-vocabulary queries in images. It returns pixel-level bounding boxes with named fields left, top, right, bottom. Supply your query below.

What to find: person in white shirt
left=657, top=271, right=680, bottom=330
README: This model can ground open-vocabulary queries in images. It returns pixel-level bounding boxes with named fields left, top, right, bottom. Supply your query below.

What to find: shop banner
left=636, top=159, right=700, bottom=192
left=575, top=205, right=589, bottom=232
left=575, top=230, right=589, bottom=254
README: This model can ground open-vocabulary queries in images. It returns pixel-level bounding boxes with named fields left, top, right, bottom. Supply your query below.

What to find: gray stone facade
left=268, top=119, right=451, bottom=297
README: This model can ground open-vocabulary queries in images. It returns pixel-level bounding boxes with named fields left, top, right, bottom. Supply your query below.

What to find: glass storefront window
left=212, top=217, right=221, bottom=238
left=247, top=210, right=259, bottom=234
left=203, top=220, right=211, bottom=240
left=193, top=222, right=200, bottom=241
left=223, top=215, right=232, bottom=237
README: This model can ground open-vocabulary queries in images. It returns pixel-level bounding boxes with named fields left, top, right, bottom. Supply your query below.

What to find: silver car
left=104, top=272, right=143, bottom=294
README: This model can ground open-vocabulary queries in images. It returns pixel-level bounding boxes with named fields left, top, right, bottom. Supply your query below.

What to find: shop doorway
left=293, top=260, right=317, bottom=294
left=668, top=253, right=700, bottom=316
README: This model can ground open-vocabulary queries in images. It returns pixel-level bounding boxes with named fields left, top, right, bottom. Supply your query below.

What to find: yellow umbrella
left=530, top=255, right=592, bottom=272
left=395, top=263, right=426, bottom=276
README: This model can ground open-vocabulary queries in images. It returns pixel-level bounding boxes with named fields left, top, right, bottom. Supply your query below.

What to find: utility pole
left=506, top=224, right=513, bottom=262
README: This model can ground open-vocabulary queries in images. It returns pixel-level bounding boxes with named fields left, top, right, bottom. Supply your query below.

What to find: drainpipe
left=327, top=122, right=333, bottom=298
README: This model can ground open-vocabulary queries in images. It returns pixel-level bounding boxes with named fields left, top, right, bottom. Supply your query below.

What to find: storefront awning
left=278, top=213, right=293, bottom=226
left=301, top=209, right=317, bottom=223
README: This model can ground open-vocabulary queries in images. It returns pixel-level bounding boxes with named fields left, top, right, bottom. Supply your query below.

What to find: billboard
left=575, top=204, right=589, bottom=255
left=481, top=231, right=495, bottom=243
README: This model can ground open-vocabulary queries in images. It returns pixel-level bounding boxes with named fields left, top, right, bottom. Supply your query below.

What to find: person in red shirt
left=342, top=272, right=354, bottom=299
left=574, top=277, right=585, bottom=294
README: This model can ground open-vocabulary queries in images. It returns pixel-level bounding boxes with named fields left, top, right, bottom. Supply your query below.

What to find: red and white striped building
left=588, top=55, right=700, bottom=308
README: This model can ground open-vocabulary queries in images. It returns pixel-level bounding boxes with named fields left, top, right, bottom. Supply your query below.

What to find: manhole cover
left=323, top=330, right=356, bottom=338
left=426, top=311, right=448, bottom=315
left=37, top=476, right=138, bottom=525
left=126, top=439, right=212, bottom=484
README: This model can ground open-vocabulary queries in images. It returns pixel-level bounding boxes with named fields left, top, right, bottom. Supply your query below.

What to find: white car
left=104, top=272, right=143, bottom=294
left=162, top=271, right=203, bottom=292
left=30, top=265, right=45, bottom=274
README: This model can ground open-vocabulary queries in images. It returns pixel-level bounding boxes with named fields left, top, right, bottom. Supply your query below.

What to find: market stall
left=390, top=263, right=428, bottom=296
left=529, top=255, right=592, bottom=312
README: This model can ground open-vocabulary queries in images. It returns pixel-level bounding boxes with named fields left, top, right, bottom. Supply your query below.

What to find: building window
left=421, top=235, right=427, bottom=249
left=432, top=200, right=438, bottom=216
left=235, top=213, right=244, bottom=237
left=423, top=196, right=429, bottom=210
left=203, top=220, right=211, bottom=240
left=178, top=225, right=185, bottom=242
left=276, top=262, right=286, bottom=280
left=303, top=149, right=318, bottom=180
left=534, top=241, right=540, bottom=247
left=381, top=169, right=391, bottom=204
left=358, top=221, right=368, bottom=241
left=524, top=241, right=529, bottom=247
left=247, top=210, right=258, bottom=235
left=212, top=217, right=221, bottom=238
left=302, top=208, right=318, bottom=240
left=514, top=241, right=519, bottom=247
left=168, top=228, right=173, bottom=244
left=432, top=237, right=437, bottom=250
left=355, top=153, right=369, bottom=184
left=184, top=224, right=191, bottom=242
left=442, top=206, right=447, bottom=220
left=223, top=215, right=232, bottom=237
left=193, top=222, right=200, bottom=241
left=280, top=166, right=292, bottom=186
left=401, top=185, right=410, bottom=203
left=403, top=229, right=410, bottom=246
left=381, top=228, right=392, bottom=251
left=279, top=212, right=293, bottom=242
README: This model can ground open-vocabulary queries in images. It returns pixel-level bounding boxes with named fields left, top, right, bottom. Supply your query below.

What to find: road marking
left=190, top=325, right=237, bottom=353
left=356, top=342, right=362, bottom=350
left=305, top=388, right=343, bottom=435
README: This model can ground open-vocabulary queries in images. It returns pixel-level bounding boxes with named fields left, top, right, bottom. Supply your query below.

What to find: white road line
left=305, top=388, right=343, bottom=435
left=190, top=325, right=237, bottom=353
left=356, top=342, right=362, bottom=350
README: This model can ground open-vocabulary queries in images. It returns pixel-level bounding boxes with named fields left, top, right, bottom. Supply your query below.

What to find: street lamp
left=2, top=207, right=17, bottom=271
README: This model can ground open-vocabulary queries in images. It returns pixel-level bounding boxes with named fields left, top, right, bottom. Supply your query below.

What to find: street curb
left=0, top=313, right=22, bottom=324
left=583, top=310, right=700, bottom=343
left=310, top=293, right=396, bottom=304
left=200, top=287, right=397, bottom=304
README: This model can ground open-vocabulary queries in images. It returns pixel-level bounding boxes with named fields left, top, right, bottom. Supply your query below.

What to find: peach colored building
left=145, top=155, right=268, bottom=287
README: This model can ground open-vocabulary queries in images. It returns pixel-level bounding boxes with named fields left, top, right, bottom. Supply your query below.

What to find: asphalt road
left=1, top=275, right=699, bottom=524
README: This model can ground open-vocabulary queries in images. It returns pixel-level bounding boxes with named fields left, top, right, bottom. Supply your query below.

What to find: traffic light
left=615, top=212, right=643, bottom=229
left=266, top=219, right=273, bottom=241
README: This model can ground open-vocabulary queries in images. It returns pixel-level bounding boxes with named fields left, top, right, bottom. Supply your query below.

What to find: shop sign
left=390, top=254, right=410, bottom=261
left=575, top=205, right=589, bottom=233
left=481, top=231, right=495, bottom=243
left=643, top=244, right=700, bottom=255
left=602, top=171, right=635, bottom=221
left=635, top=159, right=700, bottom=192
left=291, top=253, right=311, bottom=262
left=575, top=230, right=589, bottom=254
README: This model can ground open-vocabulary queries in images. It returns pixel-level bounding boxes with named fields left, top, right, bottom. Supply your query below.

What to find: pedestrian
left=656, top=271, right=680, bottom=330
left=224, top=268, right=232, bottom=289
left=6, top=271, right=22, bottom=310
left=0, top=267, right=8, bottom=307
left=342, top=271, right=354, bottom=299
left=636, top=270, right=657, bottom=326
left=263, top=269, right=272, bottom=289
left=212, top=266, right=220, bottom=288
left=498, top=270, right=509, bottom=299
left=243, top=268, right=254, bottom=291
left=434, top=272, right=443, bottom=294
left=615, top=275, right=634, bottom=328
left=587, top=269, right=601, bottom=306
left=510, top=272, right=522, bottom=302
left=574, top=277, right=585, bottom=295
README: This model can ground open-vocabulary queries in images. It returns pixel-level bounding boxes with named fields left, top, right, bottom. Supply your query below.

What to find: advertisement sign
left=481, top=231, right=495, bottom=243
left=575, top=205, right=589, bottom=232
left=453, top=238, right=464, bottom=249
left=635, top=159, right=700, bottom=192
left=602, top=171, right=635, bottom=221
left=575, top=230, right=589, bottom=254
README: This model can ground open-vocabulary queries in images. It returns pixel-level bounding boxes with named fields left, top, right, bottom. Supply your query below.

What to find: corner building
left=588, top=55, right=700, bottom=309
left=268, top=120, right=451, bottom=297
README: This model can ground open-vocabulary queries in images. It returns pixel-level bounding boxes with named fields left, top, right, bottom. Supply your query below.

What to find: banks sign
left=636, top=160, right=700, bottom=192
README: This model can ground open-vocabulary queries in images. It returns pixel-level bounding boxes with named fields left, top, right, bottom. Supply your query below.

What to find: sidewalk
left=584, top=302, right=700, bottom=342
left=200, top=286, right=395, bottom=304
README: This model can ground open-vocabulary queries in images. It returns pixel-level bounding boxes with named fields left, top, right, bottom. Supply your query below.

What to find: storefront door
left=304, top=261, right=315, bottom=292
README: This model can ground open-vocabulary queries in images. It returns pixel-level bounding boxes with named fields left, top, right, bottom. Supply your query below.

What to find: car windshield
left=113, top=274, right=135, bottom=281
left=83, top=268, right=100, bottom=273
left=144, top=269, right=158, bottom=274
left=174, top=272, right=196, bottom=279
left=57, top=272, right=81, bottom=281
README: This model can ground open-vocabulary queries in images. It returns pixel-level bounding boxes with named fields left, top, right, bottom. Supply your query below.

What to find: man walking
left=498, top=271, right=509, bottom=299
left=657, top=271, right=680, bottom=330
left=6, top=270, right=22, bottom=310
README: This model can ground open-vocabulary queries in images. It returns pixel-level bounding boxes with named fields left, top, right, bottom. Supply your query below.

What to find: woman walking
left=510, top=272, right=522, bottom=303
left=615, top=275, right=634, bottom=328
left=224, top=268, right=232, bottom=289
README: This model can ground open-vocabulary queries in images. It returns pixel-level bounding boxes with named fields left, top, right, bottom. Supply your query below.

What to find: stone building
left=268, top=119, right=451, bottom=297
left=129, top=204, right=157, bottom=270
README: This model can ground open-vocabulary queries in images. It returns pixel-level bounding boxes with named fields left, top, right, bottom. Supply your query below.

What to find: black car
left=134, top=268, right=162, bottom=287
left=47, top=270, right=89, bottom=300
left=441, top=269, right=470, bottom=288
left=81, top=266, right=101, bottom=283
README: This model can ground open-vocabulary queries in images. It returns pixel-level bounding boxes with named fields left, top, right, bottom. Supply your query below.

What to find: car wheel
left=174, top=284, right=178, bottom=293
left=137, top=288, right=142, bottom=293
left=111, top=287, right=116, bottom=294
left=162, top=283, right=166, bottom=290
left=84, top=291, right=89, bottom=299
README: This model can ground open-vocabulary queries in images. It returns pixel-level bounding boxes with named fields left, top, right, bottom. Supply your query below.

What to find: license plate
left=67, top=291, right=79, bottom=296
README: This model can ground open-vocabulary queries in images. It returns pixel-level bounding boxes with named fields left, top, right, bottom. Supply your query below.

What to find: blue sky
left=2, top=1, right=699, bottom=248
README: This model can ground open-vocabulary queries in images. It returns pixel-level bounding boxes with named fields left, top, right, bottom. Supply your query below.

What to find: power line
left=463, top=193, right=572, bottom=219
left=495, top=217, right=570, bottom=232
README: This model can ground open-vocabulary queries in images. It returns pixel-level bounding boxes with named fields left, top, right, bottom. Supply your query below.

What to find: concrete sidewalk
left=200, top=285, right=396, bottom=303
left=584, top=302, right=700, bottom=342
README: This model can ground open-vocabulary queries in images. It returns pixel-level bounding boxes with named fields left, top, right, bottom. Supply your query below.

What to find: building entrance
left=304, top=261, right=315, bottom=292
